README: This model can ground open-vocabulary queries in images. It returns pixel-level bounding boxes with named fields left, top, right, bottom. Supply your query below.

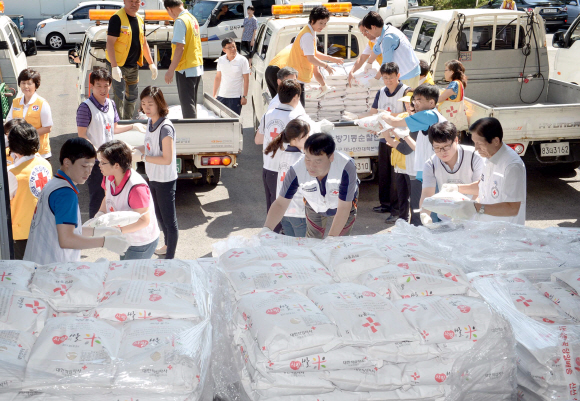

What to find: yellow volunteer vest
left=269, top=46, right=291, bottom=68
left=501, top=0, right=516, bottom=9
left=369, top=40, right=383, bottom=65
left=11, top=96, right=51, bottom=156
left=173, top=12, right=203, bottom=71
left=10, top=156, right=52, bottom=240
left=106, top=8, right=145, bottom=67
left=6, top=148, right=13, bottom=166
left=423, top=72, right=435, bottom=85
left=449, top=80, right=464, bottom=102
left=391, top=111, right=409, bottom=170
left=287, top=25, right=316, bottom=83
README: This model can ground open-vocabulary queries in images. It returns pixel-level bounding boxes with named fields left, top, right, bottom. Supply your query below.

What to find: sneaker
left=373, top=205, right=391, bottom=213
left=315, top=85, right=335, bottom=99
left=385, top=215, right=399, bottom=224
left=154, top=245, right=167, bottom=256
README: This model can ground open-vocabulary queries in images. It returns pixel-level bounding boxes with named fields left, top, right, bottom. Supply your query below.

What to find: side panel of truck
left=0, top=19, right=28, bottom=94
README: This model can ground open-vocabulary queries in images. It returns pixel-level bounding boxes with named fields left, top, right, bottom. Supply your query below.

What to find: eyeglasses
left=432, top=143, right=453, bottom=153
left=224, top=45, right=236, bottom=50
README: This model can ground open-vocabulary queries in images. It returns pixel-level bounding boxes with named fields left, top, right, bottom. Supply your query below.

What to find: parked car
left=35, top=1, right=122, bottom=50
left=553, top=14, right=580, bottom=83
left=7, top=15, right=24, bottom=35
left=563, top=0, right=579, bottom=23
left=479, top=0, right=568, bottom=30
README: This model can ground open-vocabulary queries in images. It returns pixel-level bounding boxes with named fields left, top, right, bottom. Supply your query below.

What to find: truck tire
left=47, top=33, right=65, bottom=50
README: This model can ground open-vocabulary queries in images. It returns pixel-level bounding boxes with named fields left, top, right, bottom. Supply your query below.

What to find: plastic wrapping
left=0, top=288, right=48, bottom=335
left=82, top=211, right=141, bottom=228
left=106, top=259, right=195, bottom=283
left=0, top=260, right=36, bottom=294
left=421, top=191, right=471, bottom=218
left=0, top=331, right=36, bottom=393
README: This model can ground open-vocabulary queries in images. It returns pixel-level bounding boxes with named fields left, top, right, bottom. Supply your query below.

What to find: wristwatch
left=242, top=95, right=247, bottom=99
left=478, top=204, right=485, bottom=215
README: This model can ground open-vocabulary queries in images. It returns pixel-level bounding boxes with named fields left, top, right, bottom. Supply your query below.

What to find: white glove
left=441, top=183, right=459, bottom=193
left=449, top=200, right=477, bottom=221
left=132, top=148, right=143, bottom=162
left=112, top=66, right=122, bottom=82
left=363, top=63, right=373, bottom=72
left=93, top=226, right=122, bottom=237
left=420, top=212, right=433, bottom=226
left=149, top=64, right=158, bottom=80
left=132, top=123, right=147, bottom=133
left=259, top=227, right=273, bottom=236
left=394, top=128, right=410, bottom=139
left=342, top=111, right=358, bottom=121
left=103, top=235, right=130, bottom=255
left=82, top=212, right=105, bottom=228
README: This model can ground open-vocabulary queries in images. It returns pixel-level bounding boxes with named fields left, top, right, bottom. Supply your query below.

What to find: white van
left=0, top=14, right=36, bottom=95
left=335, top=0, right=432, bottom=27
left=552, top=15, right=580, bottom=84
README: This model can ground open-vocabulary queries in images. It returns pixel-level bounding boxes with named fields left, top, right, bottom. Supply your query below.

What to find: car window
left=324, top=34, right=360, bottom=59
left=6, top=26, right=21, bottom=56
left=191, top=1, right=215, bottom=26
left=72, top=6, right=96, bottom=20
left=217, top=2, right=244, bottom=22
left=401, top=17, right=419, bottom=42
left=259, top=27, right=272, bottom=59
left=252, top=0, right=275, bottom=17
left=459, top=25, right=525, bottom=51
left=102, top=5, right=122, bottom=9
left=414, top=20, right=436, bottom=53
left=571, top=23, right=580, bottom=42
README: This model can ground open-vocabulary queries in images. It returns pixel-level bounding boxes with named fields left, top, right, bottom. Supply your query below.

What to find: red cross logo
left=25, top=300, right=45, bottom=314
left=445, top=106, right=458, bottom=118
left=0, top=272, right=10, bottom=281
left=280, top=172, right=286, bottom=182
left=53, top=284, right=68, bottom=296
left=401, top=304, right=418, bottom=312
left=403, top=272, right=419, bottom=281
left=386, top=107, right=392, bottom=112
left=464, top=326, right=477, bottom=340
left=85, top=333, right=98, bottom=347
left=331, top=190, right=339, bottom=195
left=146, top=143, right=151, bottom=152
left=420, top=330, right=429, bottom=339
left=109, top=206, right=114, bottom=212
left=168, top=365, right=173, bottom=370
left=444, top=272, right=458, bottom=282
left=492, top=188, right=498, bottom=197
left=362, top=317, right=381, bottom=333
left=516, top=296, right=533, bottom=307
left=269, top=127, right=279, bottom=138
left=228, top=251, right=244, bottom=258
left=411, top=372, right=420, bottom=381
left=105, top=123, right=111, bottom=132
left=35, top=172, right=48, bottom=190
left=82, top=365, right=87, bottom=370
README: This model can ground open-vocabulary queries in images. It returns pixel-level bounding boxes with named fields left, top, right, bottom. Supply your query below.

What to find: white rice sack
left=105, top=259, right=194, bottom=284
left=258, top=231, right=320, bottom=248
left=219, top=246, right=318, bottom=270
left=0, top=261, right=36, bottom=294
left=394, top=295, right=495, bottom=344
left=82, top=211, right=141, bottom=228
left=422, top=191, right=472, bottom=218
left=551, top=268, right=580, bottom=294
left=24, top=317, right=122, bottom=393
left=30, top=261, right=108, bottom=312
left=0, top=393, right=71, bottom=401
left=360, top=262, right=471, bottom=300
left=308, top=283, right=420, bottom=346
left=353, top=114, right=387, bottom=132
left=0, top=288, right=48, bottom=335
left=364, top=386, right=446, bottom=400
left=369, top=340, right=475, bottom=363
left=346, top=87, right=370, bottom=94
left=345, top=93, right=370, bottom=101
left=320, top=98, right=345, bottom=108
left=113, top=319, right=206, bottom=396
left=323, top=365, right=408, bottom=392
left=344, top=99, right=368, bottom=107
left=247, top=369, right=335, bottom=398
left=304, top=84, right=322, bottom=100
left=0, top=331, right=36, bottom=392
left=237, top=289, right=341, bottom=361
left=352, top=69, right=379, bottom=88
left=537, top=281, right=580, bottom=321
left=93, top=280, right=203, bottom=322
left=225, top=259, right=334, bottom=297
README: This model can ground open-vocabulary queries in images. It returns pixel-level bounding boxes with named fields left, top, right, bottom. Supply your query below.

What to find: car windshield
left=54, top=12, right=67, bottom=19
left=336, top=0, right=376, bottom=6
left=191, top=0, right=216, bottom=26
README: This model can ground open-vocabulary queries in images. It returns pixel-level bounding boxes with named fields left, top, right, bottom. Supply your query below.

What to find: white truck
left=552, top=14, right=580, bottom=84
left=336, top=0, right=432, bottom=27
left=71, top=15, right=243, bottom=185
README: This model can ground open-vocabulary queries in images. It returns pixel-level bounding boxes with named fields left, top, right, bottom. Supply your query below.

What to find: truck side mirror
left=552, top=31, right=566, bottom=48
left=23, top=39, right=37, bottom=56
left=379, top=0, right=387, bottom=7
left=67, top=14, right=74, bottom=20
left=68, top=48, right=80, bottom=67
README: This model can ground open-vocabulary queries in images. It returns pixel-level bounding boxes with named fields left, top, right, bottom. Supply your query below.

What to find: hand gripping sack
left=421, top=191, right=471, bottom=218
left=307, top=283, right=420, bottom=346
left=0, top=288, right=48, bottom=335
left=219, top=247, right=318, bottom=270
left=24, top=317, right=122, bottom=393
left=537, top=281, right=580, bottom=321
left=0, top=331, right=36, bottom=393
left=394, top=295, right=495, bottom=344
left=30, top=261, right=109, bottom=312
left=106, top=259, right=195, bottom=284
left=0, top=261, right=36, bottom=294
left=236, top=289, right=341, bottom=361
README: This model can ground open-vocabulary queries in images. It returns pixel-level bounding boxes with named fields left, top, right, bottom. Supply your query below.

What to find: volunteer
left=213, top=38, right=250, bottom=116
left=4, top=119, right=26, bottom=167
left=264, top=133, right=359, bottom=238
left=267, top=67, right=305, bottom=115
left=106, top=0, right=158, bottom=120
left=164, top=0, right=204, bottom=119
left=6, top=68, right=53, bottom=160
left=347, top=20, right=382, bottom=87
left=76, top=67, right=140, bottom=219
left=438, top=59, right=469, bottom=131
left=419, top=121, right=484, bottom=225
left=418, top=60, right=435, bottom=86
left=255, top=80, right=305, bottom=232
left=265, top=118, right=310, bottom=237
left=23, top=138, right=130, bottom=265
left=286, top=6, right=345, bottom=105
left=6, top=123, right=52, bottom=259
left=500, top=0, right=518, bottom=10
left=361, top=12, right=421, bottom=89
left=133, top=86, right=179, bottom=259
left=443, top=117, right=527, bottom=225
left=97, top=140, right=160, bottom=260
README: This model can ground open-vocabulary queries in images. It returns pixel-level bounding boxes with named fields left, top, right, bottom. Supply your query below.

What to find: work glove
left=449, top=200, right=477, bottom=221
left=441, top=183, right=459, bottom=193
left=132, top=148, right=144, bottom=162
left=394, top=128, right=410, bottom=139
left=103, top=235, right=130, bottom=256
left=420, top=212, right=433, bottom=226
left=342, top=111, right=358, bottom=121
left=259, top=227, right=273, bottom=236
left=132, top=123, right=147, bottom=133
left=149, top=63, right=158, bottom=80
left=93, top=226, right=122, bottom=237
left=363, top=62, right=373, bottom=72
left=112, top=66, right=122, bottom=82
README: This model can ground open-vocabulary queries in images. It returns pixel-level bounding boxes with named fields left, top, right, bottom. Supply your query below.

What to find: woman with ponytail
left=266, top=118, right=310, bottom=237
left=438, top=59, right=469, bottom=131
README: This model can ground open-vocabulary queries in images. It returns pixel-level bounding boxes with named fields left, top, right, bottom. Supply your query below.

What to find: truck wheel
left=47, top=33, right=65, bottom=50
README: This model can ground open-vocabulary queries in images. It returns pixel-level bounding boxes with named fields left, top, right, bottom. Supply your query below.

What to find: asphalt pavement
left=24, top=37, right=580, bottom=261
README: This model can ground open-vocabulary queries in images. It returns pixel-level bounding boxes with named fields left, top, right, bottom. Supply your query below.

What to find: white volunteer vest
left=84, top=99, right=115, bottom=150
left=432, top=145, right=477, bottom=188
left=414, top=109, right=447, bottom=173
left=476, top=144, right=526, bottom=225
left=261, top=105, right=298, bottom=172
left=376, top=26, right=419, bottom=78
left=277, top=147, right=305, bottom=218
left=144, top=118, right=178, bottom=182
left=104, top=169, right=160, bottom=246
left=293, top=151, right=356, bottom=214
left=24, top=177, right=82, bottom=264
left=377, top=84, right=410, bottom=114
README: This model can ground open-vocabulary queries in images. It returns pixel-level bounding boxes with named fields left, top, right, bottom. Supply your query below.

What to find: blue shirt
left=172, top=10, right=204, bottom=78
left=242, top=16, right=258, bottom=41
left=405, top=109, right=440, bottom=133
left=446, top=81, right=459, bottom=100
left=373, top=26, right=420, bottom=81
left=48, top=170, right=80, bottom=227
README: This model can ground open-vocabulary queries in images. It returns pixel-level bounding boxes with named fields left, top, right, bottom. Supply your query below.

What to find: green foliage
left=419, top=0, right=480, bottom=10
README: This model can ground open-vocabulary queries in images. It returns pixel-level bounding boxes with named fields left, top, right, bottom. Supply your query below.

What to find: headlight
left=37, top=23, right=46, bottom=30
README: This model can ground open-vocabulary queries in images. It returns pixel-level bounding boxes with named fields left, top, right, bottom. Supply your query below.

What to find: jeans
left=217, top=96, right=242, bottom=115
left=120, top=237, right=159, bottom=260
left=395, top=172, right=411, bottom=222
left=305, top=200, right=357, bottom=239
left=87, top=161, right=105, bottom=219
left=149, top=180, right=179, bottom=259
left=262, top=168, right=281, bottom=233
left=107, top=62, right=139, bottom=119
left=281, top=217, right=307, bottom=237
left=175, top=72, right=200, bottom=119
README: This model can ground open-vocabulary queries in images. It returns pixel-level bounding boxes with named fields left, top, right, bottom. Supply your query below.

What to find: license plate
left=540, top=142, right=569, bottom=157
left=176, top=158, right=182, bottom=173
left=355, top=158, right=371, bottom=174
left=542, top=8, right=557, bottom=13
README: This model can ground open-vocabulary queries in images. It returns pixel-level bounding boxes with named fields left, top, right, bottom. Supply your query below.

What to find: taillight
left=201, top=156, right=232, bottom=166
left=507, top=143, right=525, bottom=154
left=562, top=6, right=567, bottom=11
left=527, top=7, right=533, bottom=11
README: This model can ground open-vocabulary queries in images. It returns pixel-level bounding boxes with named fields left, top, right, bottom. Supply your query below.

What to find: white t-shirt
left=362, top=39, right=377, bottom=56
left=217, top=53, right=251, bottom=98
left=299, top=24, right=316, bottom=57
left=268, top=94, right=306, bottom=115
left=6, top=93, right=53, bottom=127
left=475, top=143, right=526, bottom=225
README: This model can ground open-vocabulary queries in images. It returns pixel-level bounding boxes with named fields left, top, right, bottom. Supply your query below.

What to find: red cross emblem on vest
left=280, top=172, right=286, bottom=182
left=105, top=123, right=111, bottom=132
left=386, top=107, right=392, bottom=113
left=35, top=172, right=48, bottom=190
left=446, top=106, right=458, bottom=118
left=492, top=188, right=498, bottom=196
left=269, top=127, right=279, bottom=139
